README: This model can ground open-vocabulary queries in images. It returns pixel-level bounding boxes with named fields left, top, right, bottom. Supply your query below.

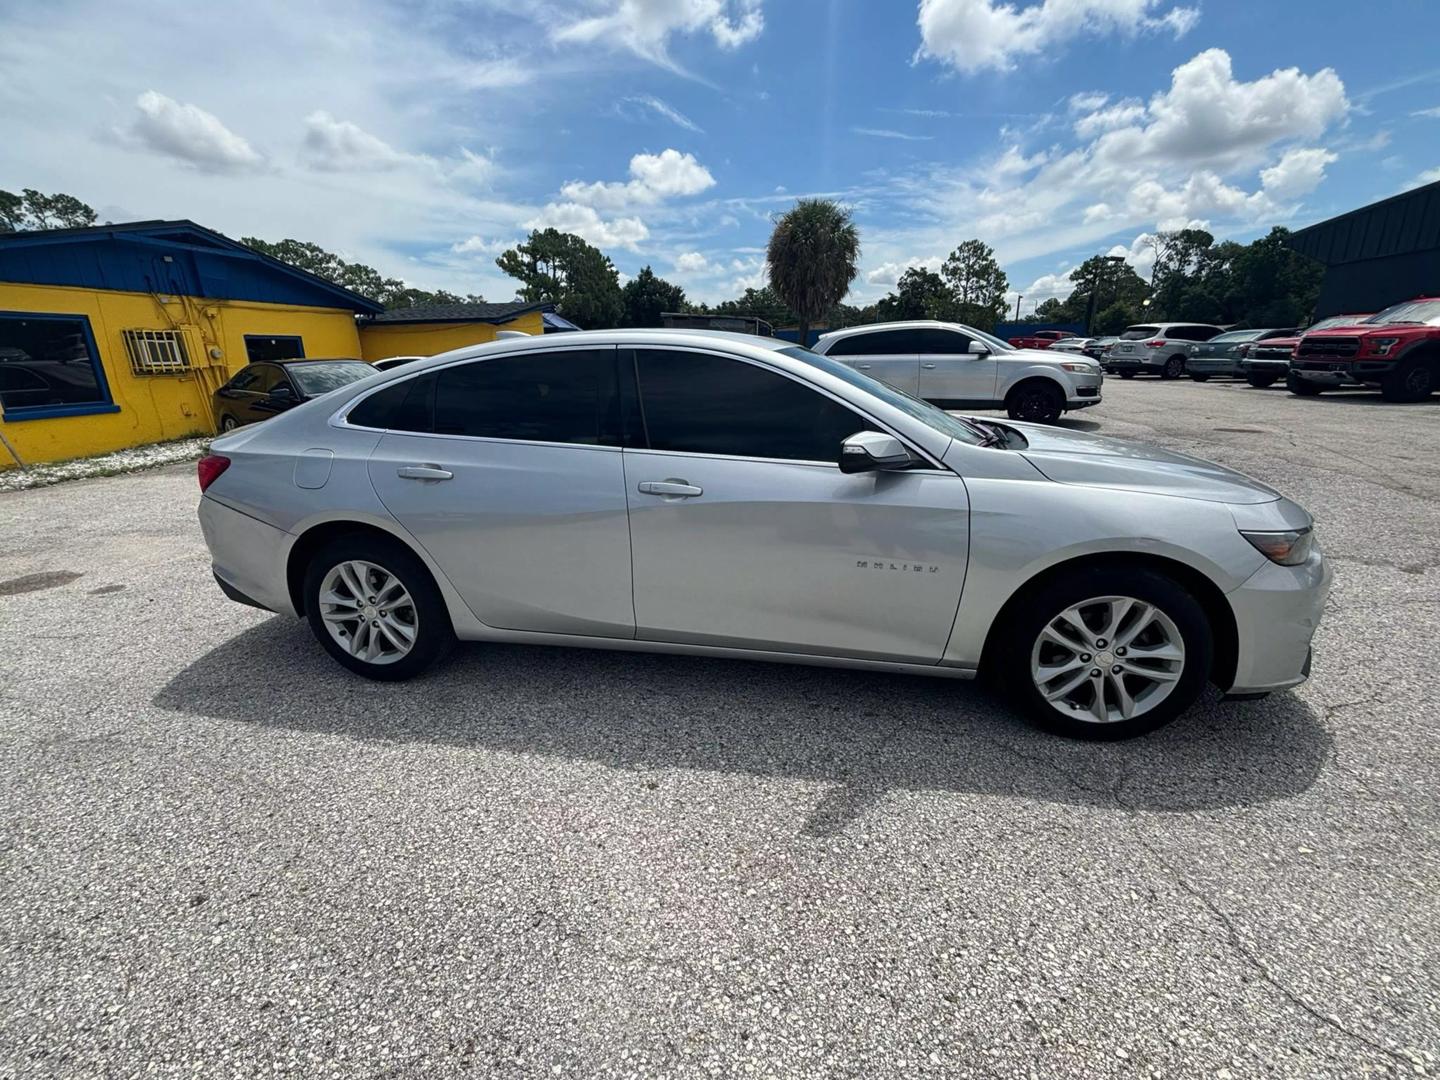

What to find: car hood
left=999, top=347, right=1092, bottom=365
left=1005, top=422, right=1280, bottom=505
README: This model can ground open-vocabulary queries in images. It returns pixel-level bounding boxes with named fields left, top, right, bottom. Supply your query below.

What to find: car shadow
left=1289, top=392, right=1440, bottom=407
left=155, top=618, right=1332, bottom=835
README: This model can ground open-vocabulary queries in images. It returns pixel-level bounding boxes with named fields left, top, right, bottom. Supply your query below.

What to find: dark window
left=1119, top=325, right=1161, bottom=340
left=286, top=361, right=372, bottom=397
left=433, top=349, right=620, bottom=445
left=0, top=312, right=113, bottom=417
left=635, top=348, right=871, bottom=462
left=245, top=335, right=305, bottom=362
left=348, top=373, right=436, bottom=431
left=825, top=329, right=925, bottom=356
left=249, top=364, right=285, bottom=393
left=914, top=328, right=972, bottom=354
left=1169, top=325, right=1220, bottom=342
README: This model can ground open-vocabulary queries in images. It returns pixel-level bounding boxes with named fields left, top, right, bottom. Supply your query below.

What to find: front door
left=915, top=327, right=999, bottom=406
left=364, top=347, right=635, bottom=639
left=623, top=347, right=969, bottom=663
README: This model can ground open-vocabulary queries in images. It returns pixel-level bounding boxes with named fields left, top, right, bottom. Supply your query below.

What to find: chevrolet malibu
left=197, top=330, right=1329, bottom=738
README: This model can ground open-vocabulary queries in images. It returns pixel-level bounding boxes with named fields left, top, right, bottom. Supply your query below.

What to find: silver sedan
left=197, top=329, right=1329, bottom=738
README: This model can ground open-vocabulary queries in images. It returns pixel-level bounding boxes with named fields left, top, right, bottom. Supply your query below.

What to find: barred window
left=123, top=329, right=192, bottom=376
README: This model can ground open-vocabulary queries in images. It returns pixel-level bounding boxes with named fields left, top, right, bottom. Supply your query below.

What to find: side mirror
left=967, top=340, right=990, bottom=355
left=840, top=430, right=916, bottom=474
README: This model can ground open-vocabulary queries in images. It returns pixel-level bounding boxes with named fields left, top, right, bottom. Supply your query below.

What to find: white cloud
left=1073, top=99, right=1146, bottom=139
left=675, top=251, right=710, bottom=272
left=1403, top=167, right=1440, bottom=191
left=1413, top=106, right=1440, bottom=119
left=852, top=127, right=933, bottom=142
left=450, top=235, right=514, bottom=256
left=561, top=148, right=716, bottom=210
left=526, top=202, right=650, bottom=251
left=124, top=90, right=264, bottom=173
left=865, top=256, right=943, bottom=286
left=1259, top=147, right=1338, bottom=201
left=915, top=0, right=1199, bottom=75
left=300, top=111, right=407, bottom=172
left=1068, top=91, right=1109, bottom=114
left=622, top=95, right=703, bottom=133
left=554, top=0, right=764, bottom=66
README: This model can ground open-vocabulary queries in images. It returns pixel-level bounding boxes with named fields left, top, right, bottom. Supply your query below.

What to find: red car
left=1288, top=298, right=1440, bottom=401
left=1007, top=329, right=1071, bottom=349
left=1237, top=314, right=1371, bottom=388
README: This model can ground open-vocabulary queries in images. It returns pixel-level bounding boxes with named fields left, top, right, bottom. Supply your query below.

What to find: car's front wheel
left=1380, top=359, right=1435, bottom=402
left=1006, top=380, right=1064, bottom=424
left=219, top=414, right=239, bottom=432
left=1246, top=373, right=1279, bottom=388
left=997, top=566, right=1212, bottom=739
left=303, top=534, right=453, bottom=680
left=1287, top=372, right=1324, bottom=397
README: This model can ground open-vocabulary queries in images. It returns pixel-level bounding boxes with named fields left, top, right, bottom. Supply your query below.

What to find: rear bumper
left=1104, top=353, right=1161, bottom=372
left=1187, top=357, right=1242, bottom=376
left=199, top=495, right=297, bottom=617
left=1226, top=547, right=1332, bottom=694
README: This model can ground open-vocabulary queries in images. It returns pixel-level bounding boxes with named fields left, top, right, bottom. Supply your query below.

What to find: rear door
left=915, top=327, right=999, bottom=406
left=363, top=346, right=636, bottom=639
left=823, top=329, right=921, bottom=395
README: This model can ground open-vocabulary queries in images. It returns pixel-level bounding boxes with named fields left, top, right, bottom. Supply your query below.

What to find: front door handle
left=638, top=479, right=703, bottom=498
left=397, top=464, right=453, bottom=481
left=856, top=363, right=872, bottom=370
left=922, top=362, right=937, bottom=369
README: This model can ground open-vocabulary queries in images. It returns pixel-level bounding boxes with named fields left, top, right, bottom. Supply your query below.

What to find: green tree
left=766, top=199, right=861, bottom=346
left=242, top=236, right=485, bottom=309
left=620, top=265, right=686, bottom=328
left=0, top=187, right=99, bottom=232
left=496, top=228, right=623, bottom=329
left=876, top=267, right=956, bottom=322
left=705, top=286, right=796, bottom=327
left=940, top=239, right=1009, bottom=330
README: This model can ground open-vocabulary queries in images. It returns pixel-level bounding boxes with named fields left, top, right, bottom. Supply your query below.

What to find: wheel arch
left=287, top=519, right=434, bottom=619
left=1003, top=374, right=1068, bottom=406
left=978, top=551, right=1238, bottom=690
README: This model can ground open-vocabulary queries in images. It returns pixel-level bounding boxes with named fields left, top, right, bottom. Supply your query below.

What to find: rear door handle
left=397, top=464, right=453, bottom=481
left=856, top=363, right=872, bottom=370
left=638, top=479, right=703, bottom=498
left=922, top=362, right=937, bottom=369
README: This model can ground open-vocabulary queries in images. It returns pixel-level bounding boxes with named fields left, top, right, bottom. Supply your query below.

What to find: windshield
left=1119, top=325, right=1160, bottom=340
left=782, top=346, right=986, bottom=446
left=1366, top=300, right=1440, bottom=327
left=1212, top=330, right=1262, bottom=343
left=952, top=324, right=1013, bottom=352
left=289, top=361, right=374, bottom=396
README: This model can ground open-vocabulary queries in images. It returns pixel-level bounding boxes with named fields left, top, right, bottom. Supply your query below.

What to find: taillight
left=197, top=454, right=231, bottom=493
left=1145, top=339, right=1165, bottom=348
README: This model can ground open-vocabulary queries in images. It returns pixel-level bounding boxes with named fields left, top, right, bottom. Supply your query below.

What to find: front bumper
left=199, top=495, right=298, bottom=617
left=1291, top=358, right=1396, bottom=387
left=1226, top=546, right=1332, bottom=694
left=1063, top=374, right=1103, bottom=410
left=1241, top=357, right=1289, bottom=373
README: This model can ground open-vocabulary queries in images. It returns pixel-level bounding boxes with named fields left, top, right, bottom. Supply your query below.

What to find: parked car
left=1082, top=336, right=1117, bottom=361
left=1239, top=315, right=1371, bottom=388
left=213, top=358, right=375, bottom=432
left=1288, top=298, right=1440, bottom=401
left=1048, top=337, right=1090, bottom=353
left=812, top=320, right=1102, bottom=424
left=198, top=329, right=1328, bottom=739
left=1007, top=329, right=1071, bottom=349
left=373, top=355, right=427, bottom=372
left=1104, top=323, right=1224, bottom=379
left=1186, top=329, right=1301, bottom=381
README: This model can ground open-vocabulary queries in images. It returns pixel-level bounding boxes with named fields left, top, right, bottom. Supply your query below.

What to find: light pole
left=1014, top=294, right=1023, bottom=322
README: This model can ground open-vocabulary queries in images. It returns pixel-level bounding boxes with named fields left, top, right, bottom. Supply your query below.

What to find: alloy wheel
left=1404, top=365, right=1433, bottom=397
left=1030, top=595, right=1186, bottom=724
left=317, top=560, right=419, bottom=665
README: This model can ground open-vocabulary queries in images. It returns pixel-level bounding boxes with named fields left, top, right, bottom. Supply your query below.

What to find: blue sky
left=2, top=0, right=1438, bottom=311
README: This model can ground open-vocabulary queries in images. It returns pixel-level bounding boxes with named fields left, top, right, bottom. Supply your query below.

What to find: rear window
left=1211, top=330, right=1263, bottom=343
left=347, top=373, right=436, bottom=431
left=1119, top=326, right=1160, bottom=340
left=288, top=361, right=373, bottom=396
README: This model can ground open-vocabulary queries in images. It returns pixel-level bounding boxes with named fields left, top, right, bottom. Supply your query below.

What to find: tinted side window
left=914, top=328, right=972, bottom=354
left=826, top=329, right=924, bottom=356
left=635, top=349, right=871, bottom=462
left=348, top=373, right=436, bottom=431
left=251, top=365, right=285, bottom=393
left=432, top=349, right=619, bottom=445
left=226, top=367, right=261, bottom=391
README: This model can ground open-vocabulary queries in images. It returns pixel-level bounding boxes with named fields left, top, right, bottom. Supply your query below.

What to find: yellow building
left=357, top=301, right=560, bottom=362
left=0, top=220, right=382, bottom=468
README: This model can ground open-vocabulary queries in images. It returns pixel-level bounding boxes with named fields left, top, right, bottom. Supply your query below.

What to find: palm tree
left=766, top=199, right=860, bottom=347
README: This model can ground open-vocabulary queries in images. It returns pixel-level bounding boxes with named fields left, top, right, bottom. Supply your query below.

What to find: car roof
left=817, top=320, right=975, bottom=340
left=275, top=357, right=368, bottom=365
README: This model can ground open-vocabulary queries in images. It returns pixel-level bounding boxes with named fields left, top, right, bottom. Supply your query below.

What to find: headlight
left=1367, top=336, right=1401, bottom=356
left=1240, top=528, right=1314, bottom=566
left=1060, top=362, right=1097, bottom=373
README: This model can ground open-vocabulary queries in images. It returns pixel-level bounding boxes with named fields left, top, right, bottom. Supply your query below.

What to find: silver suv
left=813, top=320, right=1102, bottom=424
left=1103, top=323, right=1223, bottom=380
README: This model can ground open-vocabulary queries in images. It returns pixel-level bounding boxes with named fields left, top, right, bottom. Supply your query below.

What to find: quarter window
left=634, top=348, right=872, bottom=462
left=348, top=373, right=436, bottom=431
left=0, top=312, right=115, bottom=419
left=825, top=329, right=924, bottom=356
left=913, top=328, right=972, bottom=354
left=432, top=349, right=620, bottom=445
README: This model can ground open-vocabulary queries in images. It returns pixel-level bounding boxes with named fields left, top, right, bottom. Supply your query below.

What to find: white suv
left=812, top=320, right=1103, bottom=423
left=1102, top=323, right=1223, bottom=380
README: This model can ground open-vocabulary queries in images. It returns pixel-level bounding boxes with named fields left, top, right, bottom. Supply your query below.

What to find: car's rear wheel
left=1287, top=372, right=1323, bottom=397
left=1118, top=371, right=1135, bottom=379
left=219, top=414, right=239, bottom=432
left=997, top=567, right=1212, bottom=739
left=1006, top=380, right=1065, bottom=424
left=1161, top=355, right=1186, bottom=380
left=1380, top=359, right=1435, bottom=402
left=1246, top=373, right=1279, bottom=388
left=303, top=535, right=453, bottom=681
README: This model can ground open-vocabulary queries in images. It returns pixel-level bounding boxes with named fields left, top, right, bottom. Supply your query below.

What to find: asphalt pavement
left=1, top=376, right=1436, bottom=1078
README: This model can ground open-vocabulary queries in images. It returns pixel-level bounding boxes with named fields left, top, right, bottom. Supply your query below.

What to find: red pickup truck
left=1007, top=329, right=1071, bottom=349
left=1288, top=297, right=1440, bottom=401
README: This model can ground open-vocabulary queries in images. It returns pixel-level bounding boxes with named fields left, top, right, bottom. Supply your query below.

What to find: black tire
left=1118, top=371, right=1135, bottom=379
left=1161, top=355, right=1186, bottom=380
left=1380, top=359, right=1435, bottom=402
left=303, top=534, right=454, bottom=681
left=995, top=565, right=1213, bottom=739
left=219, top=414, right=239, bottom=432
left=1287, top=372, right=1323, bottom=397
left=1246, top=373, right=1279, bottom=388
left=1189, top=373, right=1210, bottom=382
left=1006, top=380, right=1065, bottom=424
